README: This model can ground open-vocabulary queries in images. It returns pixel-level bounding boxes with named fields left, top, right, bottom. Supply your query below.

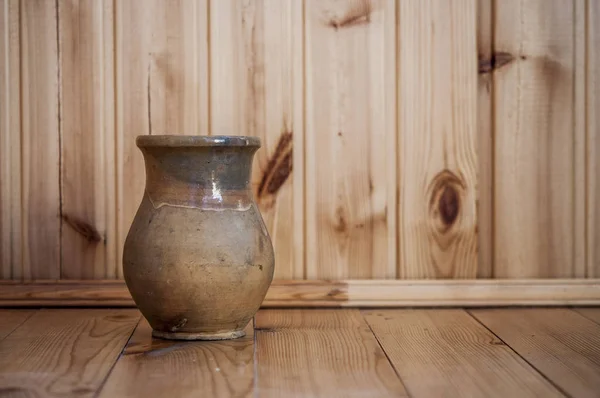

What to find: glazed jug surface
left=123, top=135, right=274, bottom=340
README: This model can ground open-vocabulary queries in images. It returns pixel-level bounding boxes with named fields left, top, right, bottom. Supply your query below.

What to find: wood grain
left=304, top=0, right=397, bottom=279
left=0, top=0, right=21, bottom=279
left=0, top=1, right=596, bottom=283
left=397, top=0, right=478, bottom=278
left=363, top=309, right=563, bottom=397
left=0, top=309, right=35, bottom=340
left=99, top=318, right=254, bottom=398
left=589, top=0, right=600, bottom=278
left=1, top=279, right=600, bottom=307
left=493, top=0, right=579, bottom=278
left=115, top=0, right=209, bottom=278
left=20, top=0, right=60, bottom=279
left=59, top=0, right=116, bottom=279
left=209, top=0, right=304, bottom=279
left=0, top=309, right=139, bottom=397
left=254, top=309, right=408, bottom=397
left=471, top=308, right=600, bottom=397
left=477, top=0, right=493, bottom=278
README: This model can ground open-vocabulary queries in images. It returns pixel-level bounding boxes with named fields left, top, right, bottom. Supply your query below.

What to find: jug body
left=123, top=135, right=274, bottom=340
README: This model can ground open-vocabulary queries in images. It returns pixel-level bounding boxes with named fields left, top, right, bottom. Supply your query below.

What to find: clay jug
left=123, top=135, right=274, bottom=340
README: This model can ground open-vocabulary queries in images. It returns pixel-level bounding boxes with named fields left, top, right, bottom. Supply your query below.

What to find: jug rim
left=136, top=135, right=261, bottom=148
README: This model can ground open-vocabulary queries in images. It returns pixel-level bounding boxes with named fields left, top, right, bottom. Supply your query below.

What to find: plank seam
left=0, top=1, right=6, bottom=279
left=301, top=0, right=307, bottom=280
left=360, top=310, right=412, bottom=397
left=111, top=0, right=119, bottom=278
left=490, top=0, right=497, bottom=278
left=0, top=309, right=36, bottom=341
left=574, top=0, right=588, bottom=278
left=394, top=0, right=400, bottom=279
left=17, top=0, right=24, bottom=280
left=571, top=307, right=600, bottom=326
left=465, top=310, right=571, bottom=398
left=584, top=0, right=590, bottom=278
left=252, top=315, right=258, bottom=394
left=93, top=314, right=142, bottom=398
left=56, top=0, right=63, bottom=279
left=206, top=0, right=211, bottom=134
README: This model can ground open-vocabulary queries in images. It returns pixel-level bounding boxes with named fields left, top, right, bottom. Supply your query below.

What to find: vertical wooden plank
left=398, top=0, right=478, bottom=278
left=589, top=0, right=600, bottom=277
left=209, top=0, right=304, bottom=279
left=477, top=0, right=493, bottom=278
left=99, top=319, right=254, bottom=397
left=209, top=0, right=242, bottom=136
left=494, top=0, right=578, bottom=277
left=574, top=0, right=586, bottom=278
left=471, top=308, right=600, bottom=397
left=59, top=0, right=116, bottom=279
left=363, top=310, right=563, bottom=397
left=304, top=0, right=397, bottom=279
left=0, top=0, right=21, bottom=279
left=383, top=0, right=397, bottom=279
left=254, top=309, right=408, bottom=396
left=291, top=0, right=305, bottom=280
left=116, top=0, right=209, bottom=278
left=0, top=309, right=140, bottom=397
left=20, top=0, right=60, bottom=279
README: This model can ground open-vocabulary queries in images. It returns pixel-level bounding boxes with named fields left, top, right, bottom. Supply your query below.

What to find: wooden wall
left=0, top=0, right=598, bottom=286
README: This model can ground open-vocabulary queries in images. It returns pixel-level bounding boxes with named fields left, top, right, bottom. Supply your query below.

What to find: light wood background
left=0, top=0, right=597, bottom=283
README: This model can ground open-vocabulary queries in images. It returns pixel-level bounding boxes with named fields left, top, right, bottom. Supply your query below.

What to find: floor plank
left=254, top=309, right=408, bottom=397
left=574, top=308, right=600, bottom=325
left=98, top=318, right=254, bottom=398
left=0, top=309, right=36, bottom=340
left=363, top=309, right=563, bottom=397
left=471, top=308, right=600, bottom=398
left=0, top=309, right=139, bottom=397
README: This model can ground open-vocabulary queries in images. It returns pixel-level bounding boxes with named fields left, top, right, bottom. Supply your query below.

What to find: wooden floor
left=0, top=308, right=599, bottom=397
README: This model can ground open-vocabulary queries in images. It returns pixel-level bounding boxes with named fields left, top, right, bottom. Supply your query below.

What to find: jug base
left=152, top=329, right=246, bottom=341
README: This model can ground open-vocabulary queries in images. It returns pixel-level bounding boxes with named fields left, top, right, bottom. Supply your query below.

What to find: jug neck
left=137, top=135, right=260, bottom=210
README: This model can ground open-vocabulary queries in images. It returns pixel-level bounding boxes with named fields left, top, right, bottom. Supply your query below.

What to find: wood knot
left=61, top=214, right=102, bottom=243
left=333, top=206, right=348, bottom=234
left=478, top=51, right=516, bottom=74
left=257, top=132, right=293, bottom=208
left=427, top=170, right=466, bottom=234
left=439, top=185, right=459, bottom=225
left=326, top=0, right=373, bottom=30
